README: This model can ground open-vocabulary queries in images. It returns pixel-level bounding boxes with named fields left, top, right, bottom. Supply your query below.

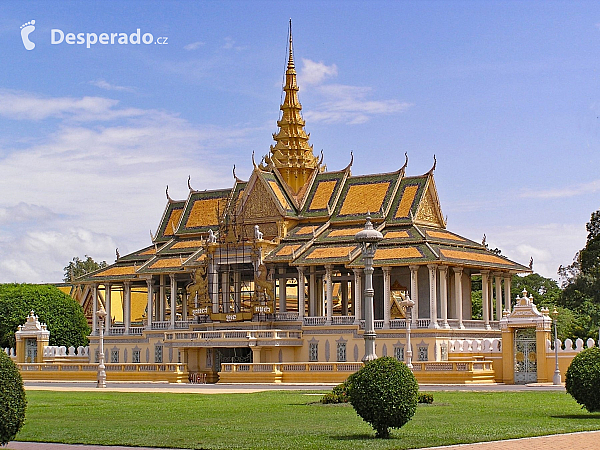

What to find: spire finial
left=288, top=18, right=294, bottom=70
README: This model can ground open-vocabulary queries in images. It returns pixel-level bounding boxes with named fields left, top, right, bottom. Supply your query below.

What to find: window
left=110, top=349, right=119, bottom=363
left=155, top=345, right=163, bottom=363
left=394, top=346, right=404, bottom=362
left=309, top=343, right=318, bottom=362
left=94, top=350, right=99, bottom=363
left=336, top=343, right=346, bottom=362
left=418, top=345, right=428, bottom=362
left=132, top=349, right=141, bottom=364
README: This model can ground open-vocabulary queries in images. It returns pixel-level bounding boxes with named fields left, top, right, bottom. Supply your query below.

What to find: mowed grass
left=14, top=390, right=600, bottom=449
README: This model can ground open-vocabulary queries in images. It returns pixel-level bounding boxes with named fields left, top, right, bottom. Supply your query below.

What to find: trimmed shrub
left=348, top=356, right=418, bottom=438
left=566, top=347, right=600, bottom=412
left=321, top=379, right=352, bottom=404
left=418, top=392, right=434, bottom=404
left=0, top=351, right=27, bottom=445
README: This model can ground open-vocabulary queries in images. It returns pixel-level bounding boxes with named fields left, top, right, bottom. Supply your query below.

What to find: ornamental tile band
left=338, top=182, right=390, bottom=215
left=171, top=239, right=205, bottom=249
left=185, top=198, right=226, bottom=229
left=374, top=247, right=422, bottom=260
left=384, top=230, right=410, bottom=239
left=276, top=244, right=302, bottom=256
left=426, top=230, right=465, bottom=241
left=440, top=249, right=509, bottom=265
left=328, top=227, right=364, bottom=237
left=395, top=185, right=419, bottom=218
left=164, top=209, right=183, bottom=236
left=268, top=180, right=291, bottom=210
left=93, top=266, right=137, bottom=277
left=309, top=180, right=337, bottom=210
left=306, top=246, right=355, bottom=259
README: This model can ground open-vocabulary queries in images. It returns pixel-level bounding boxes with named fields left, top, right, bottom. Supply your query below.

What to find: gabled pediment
left=414, top=175, right=446, bottom=228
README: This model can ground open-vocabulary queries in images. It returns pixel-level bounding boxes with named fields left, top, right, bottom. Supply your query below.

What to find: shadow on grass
left=551, top=414, right=600, bottom=419
left=330, top=433, right=378, bottom=441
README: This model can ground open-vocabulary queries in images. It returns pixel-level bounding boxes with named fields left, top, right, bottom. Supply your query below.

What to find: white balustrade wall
left=449, top=338, right=501, bottom=353
left=546, top=337, right=598, bottom=353
left=43, top=345, right=90, bottom=359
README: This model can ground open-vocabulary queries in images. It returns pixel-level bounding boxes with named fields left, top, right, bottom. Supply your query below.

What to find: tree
left=0, top=351, right=27, bottom=445
left=510, top=273, right=561, bottom=309
left=565, top=347, right=600, bottom=412
left=348, top=357, right=418, bottom=438
left=558, top=209, right=600, bottom=341
left=63, top=255, right=107, bottom=282
left=0, top=284, right=90, bottom=349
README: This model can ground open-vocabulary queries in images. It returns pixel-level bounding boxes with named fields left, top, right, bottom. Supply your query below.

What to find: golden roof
left=185, top=198, right=226, bottom=229
left=339, top=182, right=390, bottom=215
left=394, top=185, right=419, bottom=218
left=309, top=180, right=337, bottom=210
left=306, top=246, right=354, bottom=259
left=164, top=209, right=183, bottom=236
left=440, top=249, right=508, bottom=265
left=93, top=266, right=137, bottom=277
left=374, top=247, right=422, bottom=260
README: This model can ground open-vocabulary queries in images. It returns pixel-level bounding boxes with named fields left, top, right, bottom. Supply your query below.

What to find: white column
left=297, top=267, right=305, bottom=320
left=481, top=270, right=490, bottom=330
left=92, top=284, right=98, bottom=334
left=123, top=281, right=131, bottom=334
left=428, top=265, right=439, bottom=329
left=221, top=266, right=230, bottom=314
left=325, top=265, right=333, bottom=324
left=170, top=275, right=176, bottom=329
left=495, top=274, right=502, bottom=322
left=409, top=265, right=419, bottom=326
left=488, top=278, right=494, bottom=322
left=341, top=278, right=349, bottom=316
left=309, top=267, right=316, bottom=317
left=439, top=265, right=449, bottom=328
left=382, top=266, right=391, bottom=329
left=278, top=268, right=287, bottom=313
left=353, top=268, right=362, bottom=324
left=453, top=267, right=464, bottom=329
left=159, top=274, right=165, bottom=321
left=504, top=275, right=512, bottom=314
left=146, top=279, right=153, bottom=330
left=182, top=288, right=188, bottom=320
left=105, top=283, right=112, bottom=334
left=234, top=270, right=241, bottom=313
left=211, top=262, right=219, bottom=314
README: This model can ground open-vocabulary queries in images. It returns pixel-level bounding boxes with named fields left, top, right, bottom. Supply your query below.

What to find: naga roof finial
left=165, top=185, right=172, bottom=201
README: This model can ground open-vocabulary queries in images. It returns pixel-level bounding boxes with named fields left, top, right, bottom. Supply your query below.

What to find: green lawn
left=14, top=390, right=600, bottom=449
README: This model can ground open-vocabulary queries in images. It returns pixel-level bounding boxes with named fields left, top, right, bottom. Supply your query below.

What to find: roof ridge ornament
left=400, top=152, right=408, bottom=173
left=188, top=175, right=193, bottom=191
left=166, top=185, right=172, bottom=202
left=426, top=154, right=437, bottom=175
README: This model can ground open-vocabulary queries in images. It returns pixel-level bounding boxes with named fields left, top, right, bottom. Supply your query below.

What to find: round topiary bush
left=348, top=356, right=418, bottom=438
left=566, top=347, right=600, bottom=412
left=0, top=351, right=27, bottom=445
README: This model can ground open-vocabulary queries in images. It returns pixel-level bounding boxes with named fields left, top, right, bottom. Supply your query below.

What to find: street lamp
left=401, top=295, right=415, bottom=369
left=551, top=306, right=561, bottom=385
left=355, top=214, right=383, bottom=362
left=96, top=305, right=107, bottom=388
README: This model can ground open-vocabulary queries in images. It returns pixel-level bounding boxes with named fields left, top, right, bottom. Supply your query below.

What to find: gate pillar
left=15, top=311, right=50, bottom=363
left=500, top=290, right=551, bottom=384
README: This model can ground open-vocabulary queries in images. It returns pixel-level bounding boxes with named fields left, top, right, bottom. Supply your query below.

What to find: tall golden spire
left=269, top=19, right=320, bottom=195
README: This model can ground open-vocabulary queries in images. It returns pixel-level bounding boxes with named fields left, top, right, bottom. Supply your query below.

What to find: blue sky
left=0, top=1, right=598, bottom=282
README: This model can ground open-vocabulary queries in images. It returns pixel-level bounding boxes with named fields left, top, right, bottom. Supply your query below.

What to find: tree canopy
left=0, top=284, right=90, bottom=349
left=63, top=255, right=107, bottom=282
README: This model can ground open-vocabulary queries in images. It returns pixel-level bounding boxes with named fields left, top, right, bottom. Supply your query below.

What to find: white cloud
left=298, top=59, right=412, bottom=125
left=184, top=41, right=205, bottom=51
left=0, top=90, right=260, bottom=283
left=520, top=179, right=600, bottom=199
left=299, top=58, right=338, bottom=85
left=222, top=37, right=243, bottom=51
left=89, top=79, right=136, bottom=93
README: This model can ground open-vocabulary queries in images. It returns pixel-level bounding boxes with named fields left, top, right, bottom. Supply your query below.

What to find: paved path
left=9, top=431, right=600, bottom=450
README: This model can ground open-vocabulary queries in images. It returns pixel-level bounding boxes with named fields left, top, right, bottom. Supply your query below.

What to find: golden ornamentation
left=440, top=249, right=509, bottom=265
left=528, top=351, right=536, bottom=363
left=185, top=198, right=226, bottom=229
left=244, top=180, right=281, bottom=221
left=416, top=187, right=439, bottom=224
left=328, top=227, right=363, bottom=237
left=93, top=266, right=137, bottom=277
left=164, top=209, right=183, bottom=236
left=394, top=185, right=419, bottom=218
left=374, top=247, right=422, bottom=260
left=338, top=182, right=390, bottom=215
left=187, top=265, right=209, bottom=305
left=309, top=180, right=337, bottom=210
left=384, top=230, right=410, bottom=239
left=515, top=351, right=524, bottom=362
left=254, top=264, right=274, bottom=302
left=306, top=246, right=354, bottom=259
left=172, top=239, right=204, bottom=249
left=427, top=230, right=464, bottom=241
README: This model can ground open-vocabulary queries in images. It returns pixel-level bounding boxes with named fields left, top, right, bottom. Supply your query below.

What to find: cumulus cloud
left=298, top=59, right=412, bottom=125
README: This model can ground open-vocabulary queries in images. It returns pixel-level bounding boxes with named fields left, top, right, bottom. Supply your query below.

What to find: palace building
left=69, top=24, right=544, bottom=384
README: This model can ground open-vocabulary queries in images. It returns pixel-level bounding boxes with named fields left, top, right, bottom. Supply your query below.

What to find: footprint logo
left=20, top=20, right=36, bottom=50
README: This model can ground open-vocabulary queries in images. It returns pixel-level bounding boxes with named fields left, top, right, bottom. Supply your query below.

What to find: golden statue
left=254, top=263, right=274, bottom=302
left=187, top=265, right=209, bottom=305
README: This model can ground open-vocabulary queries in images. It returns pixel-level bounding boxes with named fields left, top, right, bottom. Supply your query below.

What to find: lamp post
left=96, top=305, right=107, bottom=388
left=355, top=214, right=383, bottom=362
left=401, top=295, right=415, bottom=369
left=552, top=307, right=561, bottom=385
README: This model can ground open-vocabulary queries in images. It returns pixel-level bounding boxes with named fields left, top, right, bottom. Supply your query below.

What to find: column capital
left=427, top=264, right=438, bottom=270
left=480, top=269, right=490, bottom=275
left=297, top=266, right=305, bottom=275
left=123, top=280, right=131, bottom=287
left=382, top=266, right=392, bottom=274
left=452, top=266, right=463, bottom=275
left=104, top=282, right=111, bottom=289
left=324, top=264, right=333, bottom=271
left=352, top=267, right=362, bottom=275
left=409, top=265, right=420, bottom=272
left=438, top=265, right=448, bottom=273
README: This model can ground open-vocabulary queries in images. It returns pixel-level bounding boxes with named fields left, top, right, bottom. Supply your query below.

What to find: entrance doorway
left=25, top=338, right=37, bottom=363
left=214, top=347, right=252, bottom=371
left=514, top=328, right=537, bottom=384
